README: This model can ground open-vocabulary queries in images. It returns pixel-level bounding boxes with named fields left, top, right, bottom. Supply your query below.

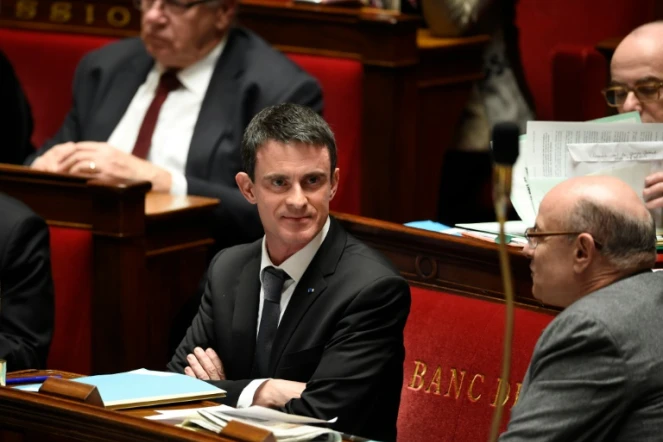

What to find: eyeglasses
left=134, top=0, right=218, bottom=14
left=524, top=227, right=603, bottom=250
left=601, top=81, right=663, bottom=107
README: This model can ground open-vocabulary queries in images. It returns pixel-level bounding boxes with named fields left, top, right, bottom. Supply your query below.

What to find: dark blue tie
left=253, top=266, right=289, bottom=378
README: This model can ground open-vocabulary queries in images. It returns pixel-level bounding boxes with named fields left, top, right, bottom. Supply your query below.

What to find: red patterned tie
left=132, top=70, right=181, bottom=159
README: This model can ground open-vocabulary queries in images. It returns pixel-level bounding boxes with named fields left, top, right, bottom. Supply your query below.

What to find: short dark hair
left=241, top=103, right=337, bottom=181
left=566, top=198, right=657, bottom=271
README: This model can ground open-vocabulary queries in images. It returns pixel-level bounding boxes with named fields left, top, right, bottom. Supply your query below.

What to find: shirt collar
left=155, top=36, right=226, bottom=98
left=260, top=217, right=331, bottom=285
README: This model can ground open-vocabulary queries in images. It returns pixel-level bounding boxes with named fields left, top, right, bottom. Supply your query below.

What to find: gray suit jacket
left=31, top=27, right=323, bottom=248
left=500, top=270, right=663, bottom=441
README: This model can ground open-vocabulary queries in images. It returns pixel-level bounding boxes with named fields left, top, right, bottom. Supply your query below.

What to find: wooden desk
left=0, top=0, right=488, bottom=223
left=334, top=211, right=550, bottom=309
left=0, top=165, right=219, bottom=374
left=0, top=370, right=236, bottom=441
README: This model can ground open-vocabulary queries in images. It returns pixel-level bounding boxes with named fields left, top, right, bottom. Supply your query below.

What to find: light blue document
left=73, top=369, right=225, bottom=409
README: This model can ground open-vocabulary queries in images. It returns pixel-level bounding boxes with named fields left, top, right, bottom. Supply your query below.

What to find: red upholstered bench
left=0, top=28, right=118, bottom=148
left=47, top=226, right=93, bottom=374
left=398, top=286, right=555, bottom=441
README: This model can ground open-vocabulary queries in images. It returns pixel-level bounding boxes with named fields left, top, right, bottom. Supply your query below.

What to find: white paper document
left=510, top=114, right=663, bottom=225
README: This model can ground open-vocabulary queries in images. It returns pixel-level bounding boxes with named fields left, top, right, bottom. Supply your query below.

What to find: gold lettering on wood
left=408, top=360, right=427, bottom=391
left=15, top=0, right=38, bottom=20
left=50, top=2, right=72, bottom=23
left=424, top=366, right=442, bottom=395
left=467, top=373, right=484, bottom=403
left=490, top=378, right=511, bottom=407
left=85, top=3, right=94, bottom=24
left=512, top=382, right=522, bottom=407
left=444, top=368, right=466, bottom=400
left=107, top=6, right=130, bottom=27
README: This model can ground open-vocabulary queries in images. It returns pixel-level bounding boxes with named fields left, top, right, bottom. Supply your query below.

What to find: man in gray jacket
left=500, top=175, right=663, bottom=441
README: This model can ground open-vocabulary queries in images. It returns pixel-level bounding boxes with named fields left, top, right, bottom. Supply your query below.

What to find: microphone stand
left=488, top=166, right=516, bottom=442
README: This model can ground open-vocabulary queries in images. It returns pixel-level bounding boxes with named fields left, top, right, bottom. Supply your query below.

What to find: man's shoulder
left=230, top=27, right=318, bottom=82
left=209, top=238, right=262, bottom=271
left=334, top=230, right=405, bottom=287
left=0, top=194, right=42, bottom=231
left=77, top=37, right=147, bottom=70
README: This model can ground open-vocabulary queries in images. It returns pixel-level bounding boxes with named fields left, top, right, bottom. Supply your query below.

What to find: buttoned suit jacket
left=500, top=270, right=663, bottom=441
left=30, top=27, right=323, bottom=247
left=168, top=217, right=411, bottom=442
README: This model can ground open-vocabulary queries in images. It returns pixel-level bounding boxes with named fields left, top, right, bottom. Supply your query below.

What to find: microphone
left=488, top=122, right=519, bottom=442
left=491, top=123, right=520, bottom=219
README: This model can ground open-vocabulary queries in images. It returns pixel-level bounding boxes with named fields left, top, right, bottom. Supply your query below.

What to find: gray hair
left=566, top=198, right=656, bottom=271
left=241, top=103, right=337, bottom=181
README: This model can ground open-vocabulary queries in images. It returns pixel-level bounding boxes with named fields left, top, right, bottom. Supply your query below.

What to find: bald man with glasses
left=29, top=0, right=323, bottom=248
left=604, top=21, right=663, bottom=212
left=499, top=175, right=663, bottom=441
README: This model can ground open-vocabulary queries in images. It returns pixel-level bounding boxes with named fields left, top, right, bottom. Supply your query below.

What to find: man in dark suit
left=500, top=176, right=663, bottom=441
left=168, top=103, right=411, bottom=441
left=0, top=193, right=54, bottom=370
left=29, top=0, right=322, bottom=246
left=0, top=50, right=34, bottom=165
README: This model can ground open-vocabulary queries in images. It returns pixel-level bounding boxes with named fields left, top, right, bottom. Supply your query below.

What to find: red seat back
left=516, top=0, right=655, bottom=120
left=47, top=227, right=93, bottom=374
left=397, top=286, right=555, bottom=441
left=0, top=28, right=117, bottom=148
left=287, top=53, right=363, bottom=215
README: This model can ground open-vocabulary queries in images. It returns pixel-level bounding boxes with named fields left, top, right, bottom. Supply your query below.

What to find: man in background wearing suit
left=500, top=176, right=663, bottom=441
left=0, top=193, right=54, bottom=370
left=605, top=21, right=663, bottom=216
left=168, top=103, right=411, bottom=442
left=0, top=50, right=34, bottom=165
left=29, top=0, right=322, bottom=247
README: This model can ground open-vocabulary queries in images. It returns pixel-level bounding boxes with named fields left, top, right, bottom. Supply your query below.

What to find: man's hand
left=34, top=142, right=172, bottom=192
left=253, top=379, right=306, bottom=408
left=184, top=347, right=226, bottom=381
left=644, top=172, right=663, bottom=209
left=31, top=142, right=77, bottom=172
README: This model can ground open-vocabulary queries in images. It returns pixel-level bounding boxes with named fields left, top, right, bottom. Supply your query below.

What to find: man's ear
left=329, top=168, right=340, bottom=201
left=236, top=172, right=256, bottom=204
left=572, top=233, right=596, bottom=273
left=214, top=0, right=236, bottom=32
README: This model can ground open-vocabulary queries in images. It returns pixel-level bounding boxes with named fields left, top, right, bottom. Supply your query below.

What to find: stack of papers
left=511, top=111, right=663, bottom=233
left=148, top=404, right=341, bottom=441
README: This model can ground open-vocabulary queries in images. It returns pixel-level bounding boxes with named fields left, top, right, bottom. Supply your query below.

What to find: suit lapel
left=231, top=243, right=262, bottom=376
left=269, top=219, right=347, bottom=372
left=88, top=50, right=153, bottom=142
left=185, top=28, right=244, bottom=178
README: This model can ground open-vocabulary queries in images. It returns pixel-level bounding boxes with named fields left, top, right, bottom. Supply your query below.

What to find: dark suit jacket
left=30, top=27, right=323, bottom=248
left=0, top=50, right=34, bottom=165
left=500, top=270, right=663, bottom=442
left=168, top=218, right=411, bottom=441
left=0, top=193, right=54, bottom=370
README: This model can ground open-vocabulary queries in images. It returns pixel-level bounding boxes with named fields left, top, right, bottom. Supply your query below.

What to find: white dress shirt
left=237, top=217, right=331, bottom=408
left=106, top=39, right=226, bottom=196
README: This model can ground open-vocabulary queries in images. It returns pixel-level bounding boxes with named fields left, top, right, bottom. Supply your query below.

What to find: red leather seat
left=397, top=286, right=555, bottom=441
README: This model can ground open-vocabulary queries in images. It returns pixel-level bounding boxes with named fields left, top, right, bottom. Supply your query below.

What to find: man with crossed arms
left=168, top=104, right=411, bottom=442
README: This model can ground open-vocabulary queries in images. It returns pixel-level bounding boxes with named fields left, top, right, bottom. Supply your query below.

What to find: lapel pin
left=308, top=288, right=315, bottom=293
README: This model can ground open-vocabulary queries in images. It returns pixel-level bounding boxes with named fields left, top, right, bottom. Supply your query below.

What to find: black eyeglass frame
left=601, top=81, right=663, bottom=107
left=524, top=227, right=603, bottom=250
